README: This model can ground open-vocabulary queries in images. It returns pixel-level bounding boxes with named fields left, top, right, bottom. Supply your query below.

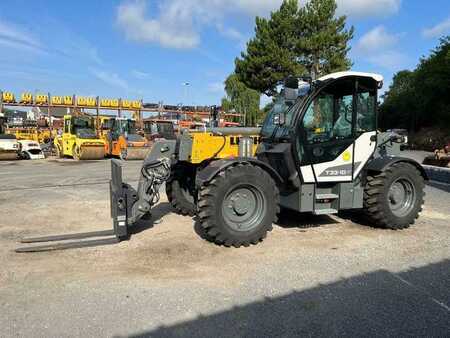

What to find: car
left=18, top=140, right=45, bottom=160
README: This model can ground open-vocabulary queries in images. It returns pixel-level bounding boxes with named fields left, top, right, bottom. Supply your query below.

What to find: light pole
left=182, top=82, right=190, bottom=120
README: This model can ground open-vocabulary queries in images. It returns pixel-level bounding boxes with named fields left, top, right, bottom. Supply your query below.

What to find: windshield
left=76, top=128, right=97, bottom=139
left=260, top=83, right=311, bottom=139
left=117, top=120, right=138, bottom=135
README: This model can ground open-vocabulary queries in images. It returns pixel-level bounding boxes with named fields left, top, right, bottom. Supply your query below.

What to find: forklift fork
left=15, top=160, right=136, bottom=253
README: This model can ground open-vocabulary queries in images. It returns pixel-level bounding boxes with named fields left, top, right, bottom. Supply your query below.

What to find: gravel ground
left=0, top=157, right=449, bottom=337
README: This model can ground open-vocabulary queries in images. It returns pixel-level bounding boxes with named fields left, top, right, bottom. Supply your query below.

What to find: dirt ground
left=0, top=158, right=449, bottom=337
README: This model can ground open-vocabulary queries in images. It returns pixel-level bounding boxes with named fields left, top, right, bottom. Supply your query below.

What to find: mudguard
left=195, top=157, right=284, bottom=188
left=364, top=156, right=428, bottom=180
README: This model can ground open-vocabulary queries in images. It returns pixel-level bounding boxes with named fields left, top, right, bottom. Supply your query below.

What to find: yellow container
left=20, top=93, right=33, bottom=104
left=35, top=94, right=48, bottom=105
left=109, top=99, right=119, bottom=108
left=121, top=100, right=131, bottom=108
left=51, top=96, right=63, bottom=105
left=131, top=100, right=141, bottom=109
left=2, top=91, right=15, bottom=103
left=100, top=99, right=111, bottom=107
left=85, top=97, right=96, bottom=107
left=63, top=96, right=73, bottom=105
left=77, top=97, right=87, bottom=106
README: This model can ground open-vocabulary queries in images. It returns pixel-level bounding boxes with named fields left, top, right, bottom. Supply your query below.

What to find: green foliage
left=222, top=74, right=261, bottom=126
left=379, top=36, right=450, bottom=132
left=235, top=0, right=353, bottom=95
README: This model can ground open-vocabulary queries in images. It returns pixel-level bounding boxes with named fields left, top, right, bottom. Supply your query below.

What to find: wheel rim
left=222, top=184, right=266, bottom=232
left=388, top=177, right=416, bottom=217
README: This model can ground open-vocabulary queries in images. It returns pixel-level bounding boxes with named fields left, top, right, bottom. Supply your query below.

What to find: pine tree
left=297, top=0, right=354, bottom=79
left=235, top=0, right=354, bottom=94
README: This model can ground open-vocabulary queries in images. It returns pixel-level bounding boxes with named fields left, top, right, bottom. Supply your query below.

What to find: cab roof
left=318, top=71, right=383, bottom=84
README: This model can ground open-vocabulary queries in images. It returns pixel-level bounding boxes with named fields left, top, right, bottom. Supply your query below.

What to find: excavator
left=100, top=117, right=152, bottom=160
left=16, top=71, right=427, bottom=252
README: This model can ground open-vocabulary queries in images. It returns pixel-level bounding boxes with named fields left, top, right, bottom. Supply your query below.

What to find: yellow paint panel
left=189, top=133, right=260, bottom=164
left=2, top=92, right=15, bottom=103
left=35, top=94, right=48, bottom=104
left=63, top=96, right=73, bottom=105
left=20, top=93, right=33, bottom=104
left=51, top=96, right=63, bottom=105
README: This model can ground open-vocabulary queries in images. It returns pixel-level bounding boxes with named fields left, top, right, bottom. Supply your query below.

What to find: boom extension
left=16, top=159, right=169, bottom=252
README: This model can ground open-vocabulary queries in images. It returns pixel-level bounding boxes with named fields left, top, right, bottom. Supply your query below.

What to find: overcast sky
left=0, top=0, right=449, bottom=106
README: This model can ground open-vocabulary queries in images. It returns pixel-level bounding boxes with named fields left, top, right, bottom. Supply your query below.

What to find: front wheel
left=198, top=163, right=279, bottom=247
left=363, top=162, right=425, bottom=229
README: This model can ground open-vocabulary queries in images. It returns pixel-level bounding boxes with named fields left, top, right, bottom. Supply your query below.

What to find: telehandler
left=17, top=72, right=426, bottom=252
left=54, top=115, right=105, bottom=160
left=100, top=117, right=152, bottom=160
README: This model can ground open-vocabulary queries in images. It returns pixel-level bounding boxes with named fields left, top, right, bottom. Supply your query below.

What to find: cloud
left=355, top=26, right=407, bottom=71
left=0, top=20, right=45, bottom=53
left=422, top=17, right=450, bottom=38
left=336, top=0, right=401, bottom=18
left=131, top=69, right=151, bottom=79
left=91, top=69, right=129, bottom=90
left=116, top=0, right=200, bottom=49
left=357, top=26, right=401, bottom=54
left=366, top=51, right=408, bottom=71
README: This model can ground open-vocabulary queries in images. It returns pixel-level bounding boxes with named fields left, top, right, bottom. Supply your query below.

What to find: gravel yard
left=0, top=158, right=449, bottom=337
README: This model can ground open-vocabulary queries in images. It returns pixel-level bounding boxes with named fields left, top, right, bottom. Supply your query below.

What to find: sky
left=0, top=0, right=449, bottom=108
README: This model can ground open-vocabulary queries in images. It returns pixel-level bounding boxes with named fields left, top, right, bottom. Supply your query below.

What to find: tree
left=235, top=0, right=353, bottom=95
left=296, top=0, right=354, bottom=79
left=235, top=0, right=303, bottom=96
left=222, top=74, right=261, bottom=126
left=379, top=36, right=450, bottom=132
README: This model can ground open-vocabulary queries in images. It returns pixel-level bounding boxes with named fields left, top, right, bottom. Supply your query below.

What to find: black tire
left=363, top=162, right=425, bottom=229
left=166, top=163, right=197, bottom=216
left=198, top=163, right=279, bottom=248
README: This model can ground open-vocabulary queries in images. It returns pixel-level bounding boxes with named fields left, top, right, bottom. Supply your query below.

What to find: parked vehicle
left=18, top=140, right=45, bottom=160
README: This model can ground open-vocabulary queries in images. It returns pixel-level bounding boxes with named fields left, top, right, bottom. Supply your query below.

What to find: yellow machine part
left=51, top=96, right=63, bottom=105
left=20, top=93, right=33, bottom=104
left=100, top=99, right=111, bottom=107
left=110, top=99, right=119, bottom=108
left=131, top=100, right=141, bottom=109
left=35, top=94, right=48, bottom=104
left=2, top=91, right=15, bottom=103
left=121, top=100, right=132, bottom=108
left=64, top=96, right=73, bottom=105
left=189, top=132, right=260, bottom=164
left=85, top=97, right=96, bottom=107
left=77, top=97, right=87, bottom=106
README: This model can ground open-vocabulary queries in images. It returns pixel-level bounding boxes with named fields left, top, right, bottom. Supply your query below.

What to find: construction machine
left=53, top=115, right=105, bottom=160
left=100, top=117, right=151, bottom=160
left=143, top=119, right=177, bottom=142
left=17, top=72, right=427, bottom=252
left=0, top=112, right=20, bottom=160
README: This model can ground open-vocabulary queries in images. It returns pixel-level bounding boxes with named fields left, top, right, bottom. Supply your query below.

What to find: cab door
left=62, top=117, right=72, bottom=155
left=295, top=77, right=377, bottom=183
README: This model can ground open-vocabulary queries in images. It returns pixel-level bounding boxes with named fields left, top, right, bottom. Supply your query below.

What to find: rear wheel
left=166, top=163, right=197, bottom=216
left=198, top=163, right=279, bottom=247
left=363, top=162, right=424, bottom=229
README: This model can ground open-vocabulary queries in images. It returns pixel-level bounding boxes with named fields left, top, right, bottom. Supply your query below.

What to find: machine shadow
left=130, top=202, right=173, bottom=235
left=125, top=260, right=450, bottom=338
left=426, top=180, right=450, bottom=193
